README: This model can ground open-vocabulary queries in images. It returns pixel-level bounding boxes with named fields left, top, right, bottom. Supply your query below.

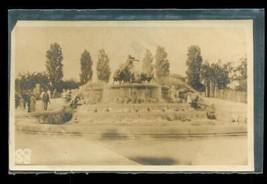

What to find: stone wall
left=81, top=88, right=103, bottom=104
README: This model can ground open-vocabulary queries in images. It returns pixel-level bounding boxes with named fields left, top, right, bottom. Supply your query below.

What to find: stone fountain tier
left=102, top=83, right=162, bottom=104
left=76, top=102, right=209, bottom=123
left=84, top=103, right=192, bottom=113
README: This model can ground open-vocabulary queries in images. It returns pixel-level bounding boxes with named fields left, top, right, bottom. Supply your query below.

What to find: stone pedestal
left=102, top=83, right=161, bottom=104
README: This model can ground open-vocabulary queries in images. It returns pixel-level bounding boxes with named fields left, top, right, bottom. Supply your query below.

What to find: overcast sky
left=13, top=20, right=252, bottom=81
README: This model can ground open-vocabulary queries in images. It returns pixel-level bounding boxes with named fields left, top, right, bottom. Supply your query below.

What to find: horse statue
left=113, top=55, right=139, bottom=84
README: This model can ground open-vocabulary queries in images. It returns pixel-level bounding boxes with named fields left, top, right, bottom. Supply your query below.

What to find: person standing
left=186, top=93, right=192, bottom=104
left=40, top=90, right=50, bottom=110
left=47, top=90, right=51, bottom=100
left=25, top=91, right=31, bottom=112
left=19, top=95, right=24, bottom=110
left=15, top=94, right=21, bottom=109
left=21, top=91, right=30, bottom=110
left=29, top=94, right=36, bottom=112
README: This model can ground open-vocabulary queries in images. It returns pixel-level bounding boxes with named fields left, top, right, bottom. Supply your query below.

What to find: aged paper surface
left=9, top=20, right=254, bottom=172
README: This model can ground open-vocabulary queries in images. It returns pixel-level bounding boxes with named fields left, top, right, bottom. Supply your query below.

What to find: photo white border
left=9, top=20, right=254, bottom=172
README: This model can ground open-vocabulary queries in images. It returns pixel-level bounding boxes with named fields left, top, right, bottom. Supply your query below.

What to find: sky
left=13, top=20, right=252, bottom=81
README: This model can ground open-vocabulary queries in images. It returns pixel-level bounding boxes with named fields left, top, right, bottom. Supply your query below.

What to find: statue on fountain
left=113, top=55, right=154, bottom=84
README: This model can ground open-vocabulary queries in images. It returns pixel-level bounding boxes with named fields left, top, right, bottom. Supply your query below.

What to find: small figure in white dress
left=186, top=93, right=192, bottom=104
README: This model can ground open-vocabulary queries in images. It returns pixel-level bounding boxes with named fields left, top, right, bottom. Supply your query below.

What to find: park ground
left=14, top=97, right=248, bottom=166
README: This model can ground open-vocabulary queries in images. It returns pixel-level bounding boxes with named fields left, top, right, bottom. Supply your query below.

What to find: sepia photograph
left=8, top=11, right=259, bottom=172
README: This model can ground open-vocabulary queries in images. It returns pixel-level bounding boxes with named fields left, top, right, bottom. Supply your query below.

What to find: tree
left=46, top=43, right=64, bottom=92
left=15, top=72, right=50, bottom=92
left=211, top=60, right=230, bottom=89
left=200, top=61, right=213, bottom=96
left=236, top=57, right=247, bottom=80
left=80, top=50, right=93, bottom=85
left=200, top=60, right=230, bottom=97
left=200, top=61, right=212, bottom=83
left=142, top=49, right=154, bottom=76
left=186, top=45, right=203, bottom=91
left=96, top=49, right=111, bottom=83
left=155, top=46, right=170, bottom=80
left=62, top=79, right=79, bottom=90
left=46, top=43, right=63, bottom=91
left=233, top=57, right=247, bottom=91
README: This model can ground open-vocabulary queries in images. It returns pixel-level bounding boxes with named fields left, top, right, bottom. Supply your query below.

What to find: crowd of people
left=15, top=87, right=78, bottom=114
left=15, top=89, right=51, bottom=113
left=15, top=91, right=36, bottom=113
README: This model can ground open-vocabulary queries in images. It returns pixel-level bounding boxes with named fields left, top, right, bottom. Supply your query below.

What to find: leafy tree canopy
left=96, top=49, right=111, bottom=83
left=80, top=50, right=93, bottom=85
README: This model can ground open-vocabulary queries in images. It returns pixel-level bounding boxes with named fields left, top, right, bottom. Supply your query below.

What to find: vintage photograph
left=9, top=19, right=254, bottom=172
